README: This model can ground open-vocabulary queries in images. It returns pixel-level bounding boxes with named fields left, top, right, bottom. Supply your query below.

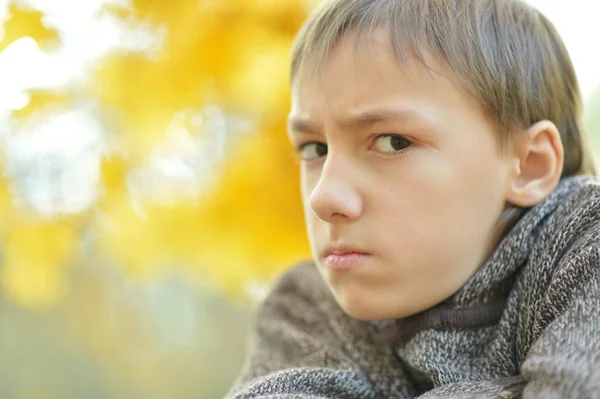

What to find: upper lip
left=321, top=243, right=371, bottom=258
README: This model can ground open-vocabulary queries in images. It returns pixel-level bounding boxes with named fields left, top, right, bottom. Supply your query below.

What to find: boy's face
left=288, top=30, right=515, bottom=321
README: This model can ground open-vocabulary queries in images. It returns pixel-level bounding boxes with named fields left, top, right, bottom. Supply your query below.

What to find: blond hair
left=291, top=0, right=596, bottom=177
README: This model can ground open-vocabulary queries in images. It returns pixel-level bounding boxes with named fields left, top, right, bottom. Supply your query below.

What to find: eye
left=297, top=142, right=328, bottom=161
left=372, top=134, right=412, bottom=155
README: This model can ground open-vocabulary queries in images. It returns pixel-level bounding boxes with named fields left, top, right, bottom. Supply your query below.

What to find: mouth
left=321, top=243, right=372, bottom=270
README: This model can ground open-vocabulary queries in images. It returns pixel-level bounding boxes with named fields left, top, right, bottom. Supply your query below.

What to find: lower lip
left=324, top=253, right=371, bottom=270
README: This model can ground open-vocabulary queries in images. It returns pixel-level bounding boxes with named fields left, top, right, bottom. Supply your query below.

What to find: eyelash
left=373, top=134, right=413, bottom=156
left=294, top=142, right=326, bottom=162
left=295, top=134, right=413, bottom=162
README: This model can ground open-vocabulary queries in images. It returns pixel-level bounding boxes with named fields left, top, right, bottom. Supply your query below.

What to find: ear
left=506, top=120, right=564, bottom=208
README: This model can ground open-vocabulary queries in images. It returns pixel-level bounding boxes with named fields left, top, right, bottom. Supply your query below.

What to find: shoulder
left=555, top=175, right=600, bottom=214
left=518, top=177, right=600, bottom=344
left=526, top=176, right=600, bottom=252
left=534, top=176, right=600, bottom=264
left=547, top=176, right=600, bottom=249
left=542, top=177, right=600, bottom=300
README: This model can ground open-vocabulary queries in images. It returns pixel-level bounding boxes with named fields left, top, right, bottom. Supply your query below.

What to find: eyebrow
left=287, top=109, right=423, bottom=135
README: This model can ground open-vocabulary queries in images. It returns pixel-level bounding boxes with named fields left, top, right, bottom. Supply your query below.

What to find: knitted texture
left=228, top=176, right=600, bottom=398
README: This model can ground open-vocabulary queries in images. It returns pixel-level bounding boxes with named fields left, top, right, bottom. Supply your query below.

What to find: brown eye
left=373, top=135, right=412, bottom=154
left=298, top=142, right=328, bottom=161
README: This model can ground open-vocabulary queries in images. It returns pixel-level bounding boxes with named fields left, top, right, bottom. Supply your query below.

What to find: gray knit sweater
left=228, top=176, right=600, bottom=398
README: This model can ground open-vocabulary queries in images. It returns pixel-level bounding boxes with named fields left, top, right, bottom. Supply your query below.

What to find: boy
left=228, top=0, right=600, bottom=397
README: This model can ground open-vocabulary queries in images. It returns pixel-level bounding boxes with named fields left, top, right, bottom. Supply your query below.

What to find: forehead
left=290, top=31, right=472, bottom=125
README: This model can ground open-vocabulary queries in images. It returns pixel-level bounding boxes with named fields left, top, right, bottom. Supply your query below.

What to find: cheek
left=410, top=142, right=506, bottom=212
left=372, top=149, right=505, bottom=260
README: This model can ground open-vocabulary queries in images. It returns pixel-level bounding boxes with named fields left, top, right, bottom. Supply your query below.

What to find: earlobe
left=506, top=120, right=564, bottom=208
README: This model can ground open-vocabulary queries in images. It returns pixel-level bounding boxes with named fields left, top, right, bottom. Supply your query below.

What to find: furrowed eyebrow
left=287, top=118, right=320, bottom=135
left=337, top=109, right=420, bottom=129
left=288, top=109, right=422, bottom=135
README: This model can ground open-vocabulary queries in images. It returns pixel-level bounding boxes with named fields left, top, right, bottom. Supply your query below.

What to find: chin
left=332, top=283, right=434, bottom=321
left=341, top=304, right=389, bottom=321
left=334, top=289, right=398, bottom=321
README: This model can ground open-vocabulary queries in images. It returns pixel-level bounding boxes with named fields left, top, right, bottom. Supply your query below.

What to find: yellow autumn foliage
left=85, top=0, right=313, bottom=296
left=93, top=122, right=308, bottom=296
left=0, top=2, right=76, bottom=308
left=1, top=165, right=82, bottom=308
left=0, top=0, right=316, bottom=306
left=0, top=2, right=59, bottom=52
left=93, top=0, right=301, bottom=157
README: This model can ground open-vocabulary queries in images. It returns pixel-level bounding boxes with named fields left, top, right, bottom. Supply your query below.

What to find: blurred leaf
left=0, top=2, right=59, bottom=52
left=94, top=0, right=307, bottom=159
left=3, top=0, right=315, bottom=307
left=93, top=119, right=309, bottom=294
left=87, top=0, right=312, bottom=294
left=193, top=119, right=310, bottom=292
left=99, top=155, right=129, bottom=197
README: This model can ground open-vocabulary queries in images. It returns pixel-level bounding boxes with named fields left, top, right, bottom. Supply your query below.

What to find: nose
left=309, top=158, right=363, bottom=223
